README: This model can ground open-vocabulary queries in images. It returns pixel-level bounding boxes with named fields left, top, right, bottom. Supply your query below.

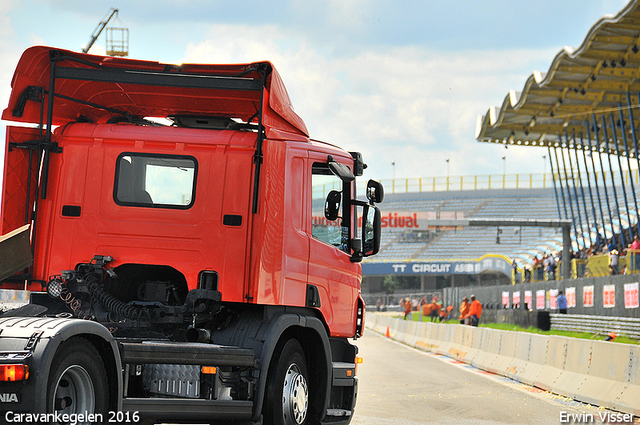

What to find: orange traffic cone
left=385, top=326, right=390, bottom=338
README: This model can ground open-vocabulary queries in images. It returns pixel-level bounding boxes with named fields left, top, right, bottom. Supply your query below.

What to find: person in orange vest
left=421, top=302, right=432, bottom=322
left=459, top=297, right=470, bottom=325
left=438, top=307, right=447, bottom=322
left=446, top=305, right=453, bottom=320
left=429, top=302, right=440, bottom=322
left=468, top=295, right=483, bottom=327
left=403, top=298, right=412, bottom=320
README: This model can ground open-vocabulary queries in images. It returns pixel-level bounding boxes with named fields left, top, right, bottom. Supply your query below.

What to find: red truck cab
left=0, top=46, right=382, bottom=424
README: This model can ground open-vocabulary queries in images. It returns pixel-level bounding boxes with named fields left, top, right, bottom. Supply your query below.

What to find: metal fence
left=443, top=273, right=640, bottom=318
left=550, top=314, right=640, bottom=339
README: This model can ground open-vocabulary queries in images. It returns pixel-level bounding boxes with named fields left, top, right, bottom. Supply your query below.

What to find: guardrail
left=550, top=314, right=640, bottom=339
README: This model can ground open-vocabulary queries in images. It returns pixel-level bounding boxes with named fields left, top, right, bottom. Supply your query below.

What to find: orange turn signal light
left=355, top=356, right=363, bottom=375
left=0, top=364, right=29, bottom=381
left=202, top=366, right=217, bottom=375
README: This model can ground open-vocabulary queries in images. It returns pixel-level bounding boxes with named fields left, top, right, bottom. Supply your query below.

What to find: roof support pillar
left=548, top=146, right=562, bottom=220
left=626, top=92, right=640, bottom=234
left=610, top=113, right=632, bottom=242
left=573, top=132, right=593, bottom=248
left=601, top=114, right=625, bottom=248
left=585, top=120, right=607, bottom=243
left=563, top=132, right=586, bottom=249
left=553, top=146, right=569, bottom=219
left=592, top=114, right=615, bottom=242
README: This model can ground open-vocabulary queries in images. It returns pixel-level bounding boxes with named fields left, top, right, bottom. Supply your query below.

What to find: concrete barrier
left=615, top=345, right=640, bottom=415
left=548, top=337, right=591, bottom=399
left=509, top=333, right=547, bottom=386
left=533, top=336, right=566, bottom=391
left=463, top=326, right=482, bottom=364
left=504, top=332, right=530, bottom=382
left=446, top=325, right=469, bottom=361
left=489, top=329, right=517, bottom=376
left=365, top=312, right=638, bottom=417
left=472, top=328, right=500, bottom=372
left=574, top=340, right=631, bottom=412
left=434, top=324, right=456, bottom=356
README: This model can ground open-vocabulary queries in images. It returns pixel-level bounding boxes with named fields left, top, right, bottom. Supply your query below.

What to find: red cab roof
left=2, top=46, right=308, bottom=138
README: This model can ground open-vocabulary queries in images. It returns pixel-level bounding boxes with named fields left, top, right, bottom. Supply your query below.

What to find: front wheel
left=264, top=339, right=310, bottom=425
left=46, top=337, right=109, bottom=424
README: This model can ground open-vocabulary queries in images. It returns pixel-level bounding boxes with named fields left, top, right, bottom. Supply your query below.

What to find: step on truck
left=0, top=46, right=383, bottom=425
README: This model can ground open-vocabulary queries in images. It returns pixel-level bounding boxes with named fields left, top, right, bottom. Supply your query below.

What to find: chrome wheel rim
left=282, top=363, right=308, bottom=424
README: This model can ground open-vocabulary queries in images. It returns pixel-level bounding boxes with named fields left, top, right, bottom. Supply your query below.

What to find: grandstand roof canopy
left=476, top=0, right=640, bottom=153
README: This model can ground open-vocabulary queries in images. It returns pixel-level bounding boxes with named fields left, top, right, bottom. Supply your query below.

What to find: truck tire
left=264, top=339, right=310, bottom=425
left=46, top=337, right=109, bottom=423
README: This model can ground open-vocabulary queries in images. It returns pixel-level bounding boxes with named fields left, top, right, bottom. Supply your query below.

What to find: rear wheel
left=46, top=337, right=109, bottom=424
left=264, top=339, right=310, bottom=425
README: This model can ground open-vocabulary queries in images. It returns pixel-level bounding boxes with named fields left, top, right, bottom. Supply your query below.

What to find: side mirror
left=366, top=180, right=384, bottom=204
left=324, top=190, right=341, bottom=221
left=362, top=204, right=381, bottom=256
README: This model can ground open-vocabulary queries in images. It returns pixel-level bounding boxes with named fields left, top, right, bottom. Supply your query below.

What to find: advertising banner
left=363, top=255, right=511, bottom=276
left=583, top=285, right=594, bottom=308
left=624, top=282, right=639, bottom=309
left=524, top=291, right=532, bottom=309
left=549, top=289, right=558, bottom=309
left=502, top=291, right=509, bottom=307
left=565, top=287, right=576, bottom=308
left=603, top=284, right=615, bottom=308
left=536, top=290, right=545, bottom=310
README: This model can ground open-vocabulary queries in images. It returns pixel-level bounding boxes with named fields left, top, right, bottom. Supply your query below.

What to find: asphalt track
left=350, top=330, right=637, bottom=425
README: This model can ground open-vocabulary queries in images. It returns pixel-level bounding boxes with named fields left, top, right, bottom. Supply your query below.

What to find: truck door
left=1, top=126, right=39, bottom=235
left=307, top=153, right=360, bottom=337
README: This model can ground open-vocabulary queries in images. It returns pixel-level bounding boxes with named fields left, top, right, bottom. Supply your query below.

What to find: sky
left=0, top=0, right=632, bottom=183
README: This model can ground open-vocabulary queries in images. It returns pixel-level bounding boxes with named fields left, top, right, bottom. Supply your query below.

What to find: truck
left=0, top=46, right=383, bottom=425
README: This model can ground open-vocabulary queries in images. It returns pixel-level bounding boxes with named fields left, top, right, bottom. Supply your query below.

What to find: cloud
left=3, top=0, right=630, bottom=188
left=180, top=23, right=558, bottom=180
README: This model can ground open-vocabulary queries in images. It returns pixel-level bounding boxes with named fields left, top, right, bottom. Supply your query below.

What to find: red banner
left=525, top=291, right=532, bottom=309
left=536, top=290, right=545, bottom=310
left=566, top=287, right=576, bottom=308
left=624, top=282, right=639, bottom=309
left=583, top=285, right=594, bottom=307
left=603, top=284, right=615, bottom=308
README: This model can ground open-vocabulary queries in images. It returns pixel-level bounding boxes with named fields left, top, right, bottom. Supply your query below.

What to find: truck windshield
left=114, top=153, right=197, bottom=208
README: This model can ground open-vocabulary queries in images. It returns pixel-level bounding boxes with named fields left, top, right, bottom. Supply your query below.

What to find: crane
left=82, top=8, right=119, bottom=54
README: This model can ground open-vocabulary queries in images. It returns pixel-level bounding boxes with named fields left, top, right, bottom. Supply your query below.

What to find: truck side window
left=311, top=163, right=343, bottom=248
left=115, top=153, right=197, bottom=209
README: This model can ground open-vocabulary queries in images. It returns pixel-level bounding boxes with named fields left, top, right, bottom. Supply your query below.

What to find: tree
left=382, top=275, right=396, bottom=294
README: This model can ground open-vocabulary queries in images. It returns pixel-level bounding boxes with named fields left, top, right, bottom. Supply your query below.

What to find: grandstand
left=357, top=176, right=640, bottom=293
left=373, top=187, right=561, bottom=263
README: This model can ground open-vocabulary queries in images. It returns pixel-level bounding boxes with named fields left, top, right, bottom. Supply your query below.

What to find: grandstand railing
left=376, top=169, right=640, bottom=195
left=585, top=250, right=640, bottom=277
left=311, top=168, right=640, bottom=199
left=312, top=169, right=640, bottom=199
left=524, top=252, right=640, bottom=281
left=527, top=260, right=587, bottom=282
